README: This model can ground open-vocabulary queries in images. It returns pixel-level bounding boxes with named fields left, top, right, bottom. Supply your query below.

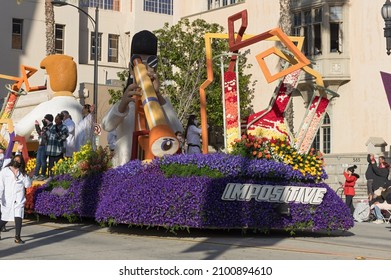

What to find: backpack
left=353, top=201, right=370, bottom=223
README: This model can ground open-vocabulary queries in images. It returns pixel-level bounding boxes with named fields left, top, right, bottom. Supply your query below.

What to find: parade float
left=18, top=10, right=353, bottom=233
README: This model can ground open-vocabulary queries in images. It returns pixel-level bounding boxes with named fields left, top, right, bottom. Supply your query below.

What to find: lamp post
left=52, top=1, right=99, bottom=120
left=382, top=0, right=391, bottom=55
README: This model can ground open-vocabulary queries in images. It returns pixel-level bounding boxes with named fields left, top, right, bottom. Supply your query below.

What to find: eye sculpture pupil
left=161, top=138, right=174, bottom=151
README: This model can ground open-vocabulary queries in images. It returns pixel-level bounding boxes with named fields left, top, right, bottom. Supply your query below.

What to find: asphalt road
left=0, top=216, right=390, bottom=260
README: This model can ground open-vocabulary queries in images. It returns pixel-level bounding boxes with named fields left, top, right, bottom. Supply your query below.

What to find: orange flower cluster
left=25, top=183, right=44, bottom=214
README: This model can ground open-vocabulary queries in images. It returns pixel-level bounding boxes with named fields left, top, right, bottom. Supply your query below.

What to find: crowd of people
left=344, top=153, right=391, bottom=224
left=0, top=104, right=96, bottom=244
left=32, top=104, right=95, bottom=180
left=365, top=154, right=391, bottom=224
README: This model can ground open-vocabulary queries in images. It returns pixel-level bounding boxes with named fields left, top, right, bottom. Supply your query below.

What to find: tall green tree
left=154, top=18, right=255, bottom=133
left=45, top=0, right=55, bottom=55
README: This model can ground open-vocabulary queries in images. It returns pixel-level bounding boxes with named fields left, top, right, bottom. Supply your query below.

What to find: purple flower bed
left=33, top=154, right=353, bottom=232
left=34, top=173, right=103, bottom=219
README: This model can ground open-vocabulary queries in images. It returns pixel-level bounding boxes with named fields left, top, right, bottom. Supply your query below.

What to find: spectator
left=0, top=154, right=31, bottom=244
left=61, top=110, right=76, bottom=157
left=185, top=114, right=203, bottom=155
left=370, top=155, right=390, bottom=193
left=46, top=113, right=69, bottom=177
left=366, top=154, right=376, bottom=201
left=0, top=143, right=24, bottom=233
left=343, top=165, right=359, bottom=214
left=33, top=114, right=53, bottom=180
left=75, top=104, right=95, bottom=151
left=0, top=146, right=5, bottom=170
left=369, top=187, right=390, bottom=224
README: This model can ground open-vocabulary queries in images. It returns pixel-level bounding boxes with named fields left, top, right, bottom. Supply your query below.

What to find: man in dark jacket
left=369, top=155, right=390, bottom=198
left=366, top=154, right=376, bottom=200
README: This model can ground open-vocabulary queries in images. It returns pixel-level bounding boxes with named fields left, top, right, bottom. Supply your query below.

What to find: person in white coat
left=75, top=104, right=95, bottom=151
left=61, top=110, right=76, bottom=157
left=0, top=154, right=31, bottom=244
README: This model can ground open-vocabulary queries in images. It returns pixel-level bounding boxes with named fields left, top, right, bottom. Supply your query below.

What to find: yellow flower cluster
left=26, top=158, right=36, bottom=174
left=52, top=142, right=112, bottom=178
left=230, top=134, right=324, bottom=180
left=250, top=125, right=288, bottom=141
left=226, top=126, right=240, bottom=152
left=275, top=145, right=324, bottom=178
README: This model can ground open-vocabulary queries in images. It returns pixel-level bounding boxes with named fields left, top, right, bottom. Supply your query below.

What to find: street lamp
left=51, top=1, right=99, bottom=120
left=382, top=0, right=391, bottom=55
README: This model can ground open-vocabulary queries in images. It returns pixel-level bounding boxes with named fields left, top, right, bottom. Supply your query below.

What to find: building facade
left=174, top=0, right=391, bottom=191
left=1, top=0, right=391, bottom=189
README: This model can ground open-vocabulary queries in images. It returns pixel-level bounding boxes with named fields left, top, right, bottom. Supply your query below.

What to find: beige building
left=1, top=0, right=391, bottom=189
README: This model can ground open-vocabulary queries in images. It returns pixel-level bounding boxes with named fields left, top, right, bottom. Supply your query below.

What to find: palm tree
left=45, top=0, right=55, bottom=55
left=279, top=0, right=294, bottom=133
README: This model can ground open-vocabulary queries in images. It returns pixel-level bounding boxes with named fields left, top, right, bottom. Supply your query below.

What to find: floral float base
left=33, top=154, right=353, bottom=233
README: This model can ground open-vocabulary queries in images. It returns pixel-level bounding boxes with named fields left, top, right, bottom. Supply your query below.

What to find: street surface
left=0, top=216, right=390, bottom=260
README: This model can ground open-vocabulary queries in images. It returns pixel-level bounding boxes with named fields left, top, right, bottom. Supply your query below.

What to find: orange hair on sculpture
left=40, top=54, right=77, bottom=93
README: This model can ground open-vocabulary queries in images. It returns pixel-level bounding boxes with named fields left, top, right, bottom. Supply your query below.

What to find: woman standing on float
left=185, top=114, right=203, bottom=155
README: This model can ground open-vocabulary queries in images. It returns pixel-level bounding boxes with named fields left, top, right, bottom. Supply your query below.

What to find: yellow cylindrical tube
left=132, top=56, right=179, bottom=157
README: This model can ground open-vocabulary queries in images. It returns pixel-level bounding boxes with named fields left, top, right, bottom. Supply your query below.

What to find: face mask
left=194, top=120, right=199, bottom=126
left=12, top=161, right=21, bottom=169
left=42, top=119, right=47, bottom=127
left=0, top=154, right=4, bottom=160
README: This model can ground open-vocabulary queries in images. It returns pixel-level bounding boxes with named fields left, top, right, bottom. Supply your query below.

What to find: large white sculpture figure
left=102, top=30, right=183, bottom=167
left=15, top=55, right=83, bottom=143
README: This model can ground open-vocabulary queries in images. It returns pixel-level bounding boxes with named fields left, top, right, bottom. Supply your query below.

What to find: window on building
left=108, top=34, right=119, bottom=63
left=90, top=32, right=102, bottom=61
left=55, top=24, right=65, bottom=54
left=311, top=113, right=331, bottom=154
left=330, top=6, right=343, bottom=53
left=292, top=7, right=322, bottom=56
left=292, top=4, right=344, bottom=56
left=12, top=18, right=23, bottom=50
left=144, top=0, right=173, bottom=15
left=89, top=0, right=120, bottom=11
left=208, top=0, right=241, bottom=10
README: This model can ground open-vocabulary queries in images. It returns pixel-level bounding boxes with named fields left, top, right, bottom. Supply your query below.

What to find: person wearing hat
left=32, top=114, right=53, bottom=180
left=102, top=30, right=183, bottom=167
left=343, top=165, right=360, bottom=214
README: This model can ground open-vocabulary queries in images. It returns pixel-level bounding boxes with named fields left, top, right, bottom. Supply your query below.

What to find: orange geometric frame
left=200, top=32, right=307, bottom=153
